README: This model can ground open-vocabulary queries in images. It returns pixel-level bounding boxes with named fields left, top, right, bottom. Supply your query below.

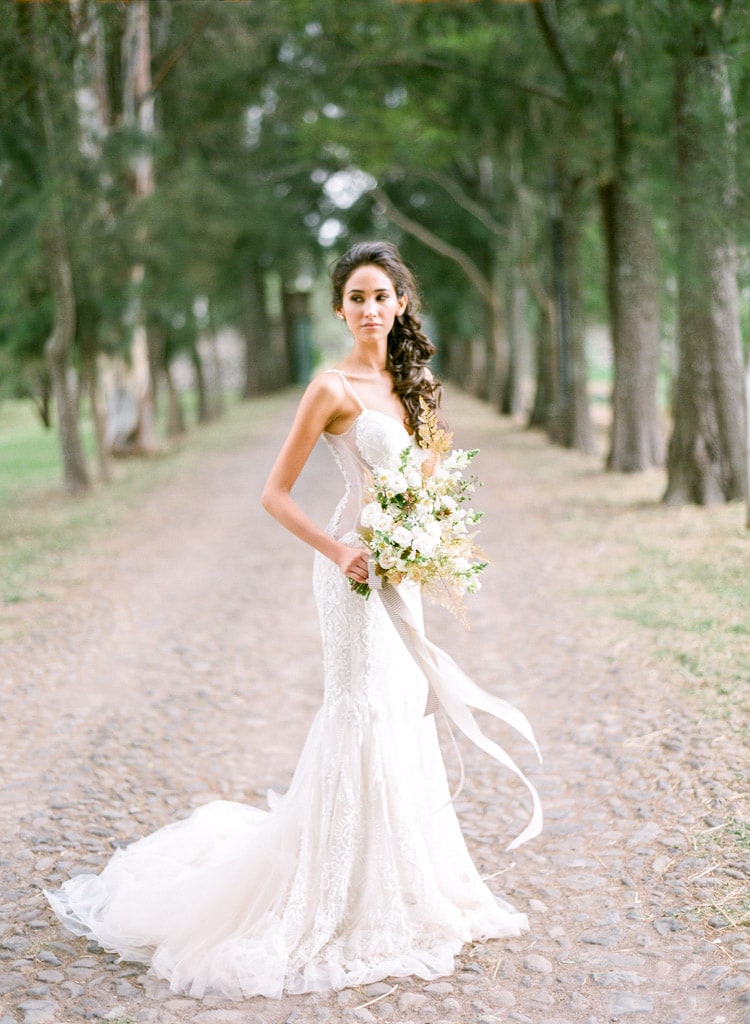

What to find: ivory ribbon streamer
left=367, top=560, right=543, bottom=851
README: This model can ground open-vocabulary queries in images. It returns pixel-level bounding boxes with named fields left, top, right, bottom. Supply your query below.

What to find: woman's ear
left=397, top=294, right=408, bottom=316
left=335, top=307, right=344, bottom=320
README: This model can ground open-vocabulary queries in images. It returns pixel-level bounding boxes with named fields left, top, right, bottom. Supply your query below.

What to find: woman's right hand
left=335, top=543, right=370, bottom=586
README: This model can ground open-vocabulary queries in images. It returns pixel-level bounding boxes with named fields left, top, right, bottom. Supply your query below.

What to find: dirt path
left=1, top=389, right=747, bottom=1024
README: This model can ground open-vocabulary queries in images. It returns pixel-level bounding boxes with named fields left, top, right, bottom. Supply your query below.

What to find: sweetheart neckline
left=324, top=407, right=413, bottom=440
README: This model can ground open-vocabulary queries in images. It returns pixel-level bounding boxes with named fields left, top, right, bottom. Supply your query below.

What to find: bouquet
left=352, top=402, right=488, bottom=621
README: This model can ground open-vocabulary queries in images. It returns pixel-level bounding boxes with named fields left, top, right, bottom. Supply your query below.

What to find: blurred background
left=0, top=0, right=748, bottom=511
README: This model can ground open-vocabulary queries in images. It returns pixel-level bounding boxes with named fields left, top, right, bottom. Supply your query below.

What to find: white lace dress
left=45, top=384, right=537, bottom=1000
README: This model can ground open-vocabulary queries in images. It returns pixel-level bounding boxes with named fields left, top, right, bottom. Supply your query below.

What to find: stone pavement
left=0, top=389, right=748, bottom=1024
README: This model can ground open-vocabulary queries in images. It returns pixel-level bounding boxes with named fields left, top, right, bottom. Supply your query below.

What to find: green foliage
left=0, top=0, right=749, bottom=487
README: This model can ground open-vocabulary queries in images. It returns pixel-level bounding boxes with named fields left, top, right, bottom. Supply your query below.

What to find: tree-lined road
left=1, top=390, right=748, bottom=1024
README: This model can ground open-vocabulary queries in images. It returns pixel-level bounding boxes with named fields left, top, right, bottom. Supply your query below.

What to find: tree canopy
left=0, top=0, right=748, bottom=508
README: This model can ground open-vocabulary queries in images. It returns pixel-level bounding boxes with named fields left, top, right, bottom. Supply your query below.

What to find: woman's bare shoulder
left=294, top=369, right=348, bottom=425
left=308, top=368, right=344, bottom=396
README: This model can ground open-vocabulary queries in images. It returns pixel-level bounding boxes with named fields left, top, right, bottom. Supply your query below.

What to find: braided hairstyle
left=330, top=241, right=442, bottom=442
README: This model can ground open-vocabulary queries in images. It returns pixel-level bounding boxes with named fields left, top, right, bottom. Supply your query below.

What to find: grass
left=0, top=401, right=99, bottom=506
left=604, top=532, right=750, bottom=712
left=524, top=443, right=750, bottom=731
left=688, top=818, right=750, bottom=931
left=0, top=391, right=282, bottom=608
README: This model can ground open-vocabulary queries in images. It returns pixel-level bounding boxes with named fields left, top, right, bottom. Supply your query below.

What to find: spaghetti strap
left=325, top=368, right=367, bottom=412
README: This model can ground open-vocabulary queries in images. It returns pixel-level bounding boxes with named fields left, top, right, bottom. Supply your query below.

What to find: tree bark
left=241, top=260, right=268, bottom=398
left=485, top=240, right=508, bottom=407
left=192, top=344, right=211, bottom=425
left=36, top=52, right=89, bottom=495
left=504, top=269, right=529, bottom=417
left=44, top=226, right=89, bottom=496
left=105, top=0, right=159, bottom=455
left=600, top=177, right=664, bottom=471
left=503, top=139, right=530, bottom=418
left=528, top=299, right=556, bottom=430
left=165, top=362, right=186, bottom=438
left=82, top=348, right=111, bottom=483
left=547, top=174, right=595, bottom=454
left=664, top=41, right=746, bottom=504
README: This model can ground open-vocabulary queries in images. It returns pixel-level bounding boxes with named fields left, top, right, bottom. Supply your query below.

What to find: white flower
left=359, top=501, right=381, bottom=528
left=378, top=551, right=398, bottom=570
left=392, top=525, right=413, bottom=548
left=412, top=532, right=439, bottom=556
left=372, top=511, right=394, bottom=533
left=424, top=518, right=442, bottom=538
left=385, top=472, right=407, bottom=495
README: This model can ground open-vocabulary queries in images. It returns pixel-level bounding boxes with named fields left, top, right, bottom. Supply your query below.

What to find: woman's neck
left=341, top=343, right=389, bottom=377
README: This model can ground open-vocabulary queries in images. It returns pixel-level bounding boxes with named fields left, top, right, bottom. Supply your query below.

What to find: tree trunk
left=45, top=231, right=89, bottom=496
left=82, top=349, right=111, bottom=483
left=528, top=299, right=556, bottom=429
left=28, top=365, right=53, bottom=429
left=665, top=43, right=746, bottom=505
left=282, top=288, right=312, bottom=387
left=205, top=331, right=225, bottom=417
left=476, top=304, right=495, bottom=403
left=36, top=56, right=89, bottom=495
left=241, top=260, right=268, bottom=398
left=192, top=345, right=211, bottom=425
left=600, top=177, right=664, bottom=471
left=165, top=362, right=186, bottom=438
left=105, top=0, right=158, bottom=454
left=504, top=263, right=530, bottom=418
left=480, top=242, right=507, bottom=407
left=548, top=174, right=595, bottom=454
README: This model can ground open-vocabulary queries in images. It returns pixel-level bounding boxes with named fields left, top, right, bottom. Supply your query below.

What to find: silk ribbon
left=367, top=561, right=543, bottom=851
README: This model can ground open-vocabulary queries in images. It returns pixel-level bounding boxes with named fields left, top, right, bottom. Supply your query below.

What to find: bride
left=45, top=240, right=541, bottom=1000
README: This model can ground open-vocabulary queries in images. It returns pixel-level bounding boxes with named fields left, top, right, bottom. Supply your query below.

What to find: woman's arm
left=261, top=376, right=371, bottom=584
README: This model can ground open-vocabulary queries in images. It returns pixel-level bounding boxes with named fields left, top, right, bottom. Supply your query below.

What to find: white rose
left=372, top=511, right=394, bottom=533
left=359, top=501, right=381, bottom=528
left=392, top=525, right=413, bottom=548
left=378, top=551, right=398, bottom=570
left=383, top=472, right=407, bottom=495
left=413, top=532, right=439, bottom=557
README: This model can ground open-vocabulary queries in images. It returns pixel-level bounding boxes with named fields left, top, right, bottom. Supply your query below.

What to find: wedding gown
left=45, top=373, right=541, bottom=1000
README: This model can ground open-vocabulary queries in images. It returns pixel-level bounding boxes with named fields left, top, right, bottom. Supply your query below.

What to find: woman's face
left=337, top=264, right=407, bottom=346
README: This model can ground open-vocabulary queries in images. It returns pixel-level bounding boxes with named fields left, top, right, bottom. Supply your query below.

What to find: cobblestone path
left=1, top=389, right=748, bottom=1024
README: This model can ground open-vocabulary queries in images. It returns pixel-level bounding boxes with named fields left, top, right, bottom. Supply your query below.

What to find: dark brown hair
left=330, top=241, right=442, bottom=441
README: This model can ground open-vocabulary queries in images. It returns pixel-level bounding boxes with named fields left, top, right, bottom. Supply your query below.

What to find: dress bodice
left=323, top=409, right=414, bottom=540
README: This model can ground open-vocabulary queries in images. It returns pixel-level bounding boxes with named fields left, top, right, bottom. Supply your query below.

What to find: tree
left=32, top=5, right=90, bottom=494
left=664, top=2, right=747, bottom=504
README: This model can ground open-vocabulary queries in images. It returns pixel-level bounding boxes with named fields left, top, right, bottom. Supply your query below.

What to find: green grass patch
left=0, top=401, right=100, bottom=506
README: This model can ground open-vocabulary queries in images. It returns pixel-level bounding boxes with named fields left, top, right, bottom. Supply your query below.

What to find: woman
left=45, top=241, right=540, bottom=1000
